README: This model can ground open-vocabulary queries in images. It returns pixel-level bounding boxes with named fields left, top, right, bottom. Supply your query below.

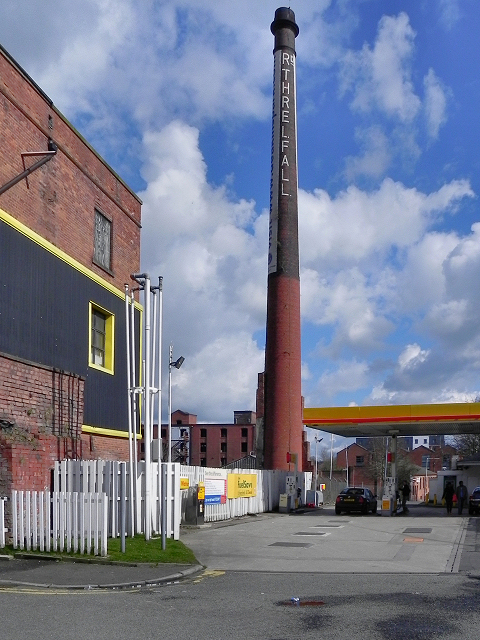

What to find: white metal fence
left=10, top=490, right=108, bottom=556
left=180, top=466, right=310, bottom=522
left=53, top=459, right=180, bottom=540
left=0, top=462, right=312, bottom=550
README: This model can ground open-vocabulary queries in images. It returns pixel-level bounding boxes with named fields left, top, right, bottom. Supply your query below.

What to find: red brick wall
left=80, top=433, right=130, bottom=461
left=0, top=352, right=84, bottom=492
left=0, top=353, right=131, bottom=494
left=190, top=424, right=255, bottom=467
left=0, top=49, right=141, bottom=293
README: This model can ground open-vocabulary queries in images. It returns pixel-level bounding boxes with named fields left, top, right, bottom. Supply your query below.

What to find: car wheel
left=335, top=506, right=341, bottom=515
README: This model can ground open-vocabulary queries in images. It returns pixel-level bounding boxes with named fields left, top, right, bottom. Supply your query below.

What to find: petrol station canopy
left=303, top=403, right=480, bottom=439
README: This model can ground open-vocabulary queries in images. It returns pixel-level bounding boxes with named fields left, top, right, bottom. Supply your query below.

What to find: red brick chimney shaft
left=264, top=8, right=303, bottom=471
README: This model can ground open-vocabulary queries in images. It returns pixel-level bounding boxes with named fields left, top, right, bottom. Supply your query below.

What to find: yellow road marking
left=192, top=569, right=225, bottom=584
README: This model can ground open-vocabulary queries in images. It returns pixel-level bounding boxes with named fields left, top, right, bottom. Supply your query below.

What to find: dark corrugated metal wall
left=0, top=220, right=141, bottom=432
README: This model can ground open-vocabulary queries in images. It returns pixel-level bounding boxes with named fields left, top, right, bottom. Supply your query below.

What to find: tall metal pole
left=315, top=437, right=318, bottom=490
left=329, top=433, right=333, bottom=481
left=144, top=276, right=152, bottom=539
left=264, top=8, right=303, bottom=471
left=125, top=285, right=134, bottom=536
left=130, top=290, right=138, bottom=533
left=168, top=344, right=173, bottom=464
left=157, top=277, right=163, bottom=534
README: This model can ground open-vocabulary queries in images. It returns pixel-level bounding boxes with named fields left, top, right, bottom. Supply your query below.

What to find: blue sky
left=2, top=0, right=480, bottom=453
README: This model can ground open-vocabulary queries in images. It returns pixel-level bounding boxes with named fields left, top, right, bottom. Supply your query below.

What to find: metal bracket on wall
left=0, top=139, right=57, bottom=196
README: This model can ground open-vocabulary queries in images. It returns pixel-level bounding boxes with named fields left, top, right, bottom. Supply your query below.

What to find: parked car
left=468, top=487, right=480, bottom=515
left=335, top=487, right=377, bottom=515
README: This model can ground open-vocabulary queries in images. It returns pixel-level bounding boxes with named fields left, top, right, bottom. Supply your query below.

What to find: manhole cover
left=313, top=524, right=342, bottom=528
left=293, top=531, right=328, bottom=536
left=269, top=542, right=313, bottom=548
left=403, top=528, right=432, bottom=534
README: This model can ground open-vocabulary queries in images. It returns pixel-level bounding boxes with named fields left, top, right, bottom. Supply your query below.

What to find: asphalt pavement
left=0, top=501, right=479, bottom=589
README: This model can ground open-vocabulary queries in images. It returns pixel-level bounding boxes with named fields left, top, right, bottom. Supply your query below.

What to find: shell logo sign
left=227, top=474, right=257, bottom=499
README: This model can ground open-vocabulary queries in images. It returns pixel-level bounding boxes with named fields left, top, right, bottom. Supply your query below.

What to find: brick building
left=404, top=444, right=456, bottom=472
left=150, top=410, right=257, bottom=467
left=0, top=45, right=142, bottom=494
left=336, top=443, right=375, bottom=488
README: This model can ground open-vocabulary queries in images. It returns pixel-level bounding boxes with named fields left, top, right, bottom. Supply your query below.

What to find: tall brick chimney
left=263, top=8, right=303, bottom=471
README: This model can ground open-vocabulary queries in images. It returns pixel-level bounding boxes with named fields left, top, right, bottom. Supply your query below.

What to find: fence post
left=120, top=463, right=126, bottom=554
left=0, top=497, right=6, bottom=548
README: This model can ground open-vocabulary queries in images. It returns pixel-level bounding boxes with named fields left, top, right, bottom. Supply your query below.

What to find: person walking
left=442, top=481, right=454, bottom=515
left=401, top=481, right=411, bottom=513
left=456, top=481, right=468, bottom=515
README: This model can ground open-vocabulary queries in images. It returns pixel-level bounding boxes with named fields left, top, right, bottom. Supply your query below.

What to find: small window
left=241, top=442, right=248, bottom=453
left=221, top=458, right=227, bottom=467
left=221, top=442, right=227, bottom=453
left=200, top=428, right=207, bottom=438
left=89, top=302, right=114, bottom=374
left=200, top=458, right=206, bottom=467
left=200, top=442, right=207, bottom=453
left=422, top=456, right=430, bottom=469
left=93, top=209, right=112, bottom=271
left=356, top=456, right=364, bottom=466
left=161, top=429, right=167, bottom=438
left=221, top=428, right=227, bottom=438
left=241, top=428, right=248, bottom=438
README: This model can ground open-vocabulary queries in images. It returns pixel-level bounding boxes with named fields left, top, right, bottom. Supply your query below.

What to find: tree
left=396, top=449, right=418, bottom=487
left=451, top=433, right=480, bottom=457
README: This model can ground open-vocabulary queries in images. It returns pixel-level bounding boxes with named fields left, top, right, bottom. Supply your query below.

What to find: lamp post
left=168, top=345, right=185, bottom=463
left=314, top=436, right=323, bottom=490
left=329, top=433, right=333, bottom=480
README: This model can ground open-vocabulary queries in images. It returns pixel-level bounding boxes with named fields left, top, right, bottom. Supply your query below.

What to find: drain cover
left=293, top=531, right=328, bottom=536
left=278, top=598, right=325, bottom=607
left=403, top=528, right=432, bottom=534
left=269, top=542, right=313, bottom=548
left=313, top=524, right=342, bottom=528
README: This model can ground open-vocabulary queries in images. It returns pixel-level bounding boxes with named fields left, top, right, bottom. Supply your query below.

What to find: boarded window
left=94, top=209, right=112, bottom=271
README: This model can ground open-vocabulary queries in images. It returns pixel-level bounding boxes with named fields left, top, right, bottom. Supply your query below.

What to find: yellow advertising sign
left=227, top=474, right=257, bottom=499
left=180, top=478, right=189, bottom=490
left=197, top=482, right=205, bottom=500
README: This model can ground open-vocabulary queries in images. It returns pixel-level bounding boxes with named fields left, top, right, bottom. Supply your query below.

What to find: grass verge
left=2, top=535, right=198, bottom=565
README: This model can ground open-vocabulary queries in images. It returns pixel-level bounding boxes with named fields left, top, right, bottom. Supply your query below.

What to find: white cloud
left=170, top=333, right=265, bottom=423
left=344, top=126, right=392, bottom=180
left=398, top=343, right=430, bottom=370
left=395, top=231, right=460, bottom=312
left=438, top=0, right=461, bottom=30
left=423, top=68, right=448, bottom=139
left=299, top=178, right=474, bottom=268
left=317, top=360, right=370, bottom=399
left=340, top=13, right=421, bottom=122
left=138, top=121, right=267, bottom=419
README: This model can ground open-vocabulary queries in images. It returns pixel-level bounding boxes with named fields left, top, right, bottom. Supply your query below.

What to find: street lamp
left=167, top=345, right=184, bottom=463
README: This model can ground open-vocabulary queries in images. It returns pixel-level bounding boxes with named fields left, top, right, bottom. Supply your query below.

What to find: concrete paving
left=0, top=502, right=478, bottom=589
left=181, top=502, right=475, bottom=575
